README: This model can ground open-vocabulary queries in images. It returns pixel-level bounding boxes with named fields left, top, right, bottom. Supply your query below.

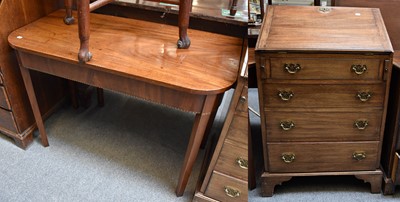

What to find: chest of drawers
left=255, top=5, right=393, bottom=196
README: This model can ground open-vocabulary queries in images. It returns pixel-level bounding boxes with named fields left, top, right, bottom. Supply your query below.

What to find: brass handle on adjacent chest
left=284, top=63, right=301, bottom=74
left=236, top=157, right=248, bottom=169
left=280, top=121, right=295, bottom=131
left=354, top=120, right=368, bottom=130
left=224, top=186, right=241, bottom=198
left=351, top=65, right=367, bottom=75
left=278, top=91, right=294, bottom=101
left=281, top=152, right=296, bottom=163
left=357, top=92, right=372, bottom=102
left=352, top=151, right=366, bottom=161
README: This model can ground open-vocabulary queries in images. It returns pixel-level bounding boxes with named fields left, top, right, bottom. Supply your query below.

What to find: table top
left=256, top=5, right=393, bottom=53
left=8, top=9, right=243, bottom=95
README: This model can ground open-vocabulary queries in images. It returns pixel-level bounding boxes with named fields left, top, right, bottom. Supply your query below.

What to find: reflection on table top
left=115, top=0, right=248, bottom=25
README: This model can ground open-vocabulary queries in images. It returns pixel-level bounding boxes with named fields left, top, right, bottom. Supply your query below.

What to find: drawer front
left=266, top=111, right=382, bottom=142
left=205, top=171, right=247, bottom=202
left=268, top=58, right=381, bottom=80
left=225, top=111, right=248, bottom=147
left=0, top=86, right=11, bottom=110
left=267, top=142, right=379, bottom=173
left=215, top=141, right=248, bottom=181
left=0, top=107, right=17, bottom=132
left=263, top=83, right=385, bottom=108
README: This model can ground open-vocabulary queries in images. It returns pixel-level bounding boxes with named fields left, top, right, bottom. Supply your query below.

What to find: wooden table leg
left=175, top=94, right=218, bottom=196
left=17, top=55, right=49, bottom=147
left=200, top=93, right=223, bottom=149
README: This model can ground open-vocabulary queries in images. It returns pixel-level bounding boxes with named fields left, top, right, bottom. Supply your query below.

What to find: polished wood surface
left=9, top=10, right=241, bottom=95
left=267, top=142, right=380, bottom=172
left=65, top=0, right=193, bottom=62
left=256, top=6, right=393, bottom=53
left=334, top=0, right=400, bottom=51
left=0, top=0, right=66, bottom=148
left=115, top=0, right=248, bottom=25
left=265, top=111, right=382, bottom=142
left=9, top=9, right=242, bottom=196
left=256, top=5, right=393, bottom=196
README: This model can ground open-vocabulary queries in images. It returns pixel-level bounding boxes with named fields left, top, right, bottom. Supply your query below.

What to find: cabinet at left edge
left=0, top=0, right=66, bottom=148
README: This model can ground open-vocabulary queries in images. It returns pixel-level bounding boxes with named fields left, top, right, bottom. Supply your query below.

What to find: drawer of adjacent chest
left=205, top=171, right=247, bottom=202
left=215, top=141, right=247, bottom=181
left=0, top=107, right=17, bottom=132
left=263, top=83, right=385, bottom=108
left=225, top=111, right=248, bottom=146
left=266, top=111, right=382, bottom=142
left=262, top=58, right=382, bottom=80
left=0, top=86, right=11, bottom=110
left=267, top=142, right=379, bottom=173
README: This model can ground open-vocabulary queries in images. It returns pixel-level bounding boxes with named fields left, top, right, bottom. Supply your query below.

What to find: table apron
left=17, top=51, right=208, bottom=113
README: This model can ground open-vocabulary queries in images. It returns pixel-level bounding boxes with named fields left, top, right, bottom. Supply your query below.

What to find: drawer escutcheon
left=284, top=63, right=301, bottom=74
left=352, top=151, right=366, bottom=161
left=236, top=157, right=248, bottom=169
left=278, top=91, right=294, bottom=101
left=281, top=152, right=296, bottom=163
left=357, top=92, right=372, bottom=102
left=351, top=64, right=368, bottom=75
left=280, top=121, right=295, bottom=131
left=354, top=119, right=368, bottom=130
left=224, top=186, right=241, bottom=198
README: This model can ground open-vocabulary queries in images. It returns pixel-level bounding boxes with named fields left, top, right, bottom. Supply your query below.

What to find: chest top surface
left=256, top=5, right=393, bottom=53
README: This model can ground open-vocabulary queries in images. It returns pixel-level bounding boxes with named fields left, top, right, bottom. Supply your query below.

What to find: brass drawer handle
left=224, top=186, right=241, bottom=198
left=281, top=152, right=296, bottom=163
left=236, top=157, right=248, bottom=169
left=278, top=91, right=294, bottom=101
left=280, top=121, right=295, bottom=131
left=353, top=151, right=366, bottom=161
left=351, top=64, right=367, bottom=75
left=354, top=120, right=368, bottom=130
left=357, top=92, right=372, bottom=102
left=284, top=63, right=301, bottom=74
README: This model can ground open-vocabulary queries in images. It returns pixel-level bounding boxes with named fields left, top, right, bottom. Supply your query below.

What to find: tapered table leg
left=175, top=94, right=218, bottom=196
left=17, top=53, right=49, bottom=147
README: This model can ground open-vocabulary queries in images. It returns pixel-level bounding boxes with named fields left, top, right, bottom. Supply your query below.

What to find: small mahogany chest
left=255, top=5, right=393, bottom=196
